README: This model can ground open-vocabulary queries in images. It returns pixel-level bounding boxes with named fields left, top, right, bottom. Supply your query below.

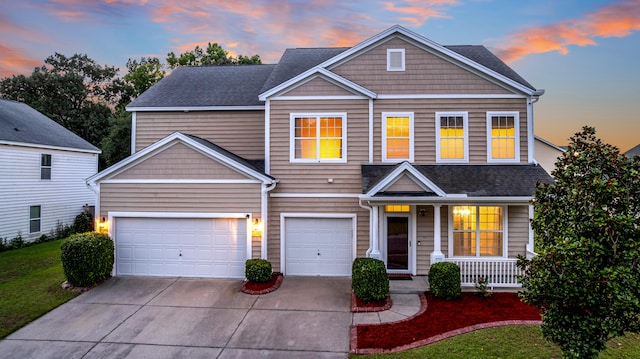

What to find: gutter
left=261, top=180, right=279, bottom=259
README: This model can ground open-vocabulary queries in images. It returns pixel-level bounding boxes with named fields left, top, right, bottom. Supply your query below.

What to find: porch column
left=430, top=204, right=445, bottom=264
left=368, top=205, right=382, bottom=259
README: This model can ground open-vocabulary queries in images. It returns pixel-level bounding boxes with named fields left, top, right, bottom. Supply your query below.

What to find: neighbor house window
left=382, top=112, right=414, bottom=162
left=387, top=49, right=405, bottom=71
left=291, top=113, right=346, bottom=162
left=41, top=154, right=51, bottom=180
left=487, top=112, right=519, bottom=162
left=385, top=205, right=410, bottom=213
left=436, top=112, right=468, bottom=162
left=30, top=205, right=41, bottom=233
left=451, top=205, right=504, bottom=257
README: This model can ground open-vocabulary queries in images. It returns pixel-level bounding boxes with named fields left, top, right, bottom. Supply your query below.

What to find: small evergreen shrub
left=61, top=232, right=114, bottom=287
left=245, top=259, right=272, bottom=283
left=72, top=211, right=94, bottom=233
left=428, top=262, right=461, bottom=300
left=352, top=257, right=390, bottom=302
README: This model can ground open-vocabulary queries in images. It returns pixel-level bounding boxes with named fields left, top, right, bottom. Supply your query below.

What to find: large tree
left=0, top=53, right=120, bottom=147
left=166, top=42, right=261, bottom=68
left=517, top=126, right=640, bottom=359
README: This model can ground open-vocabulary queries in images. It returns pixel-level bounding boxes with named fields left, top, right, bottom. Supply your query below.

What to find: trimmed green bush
left=352, top=257, right=389, bottom=302
left=72, top=211, right=94, bottom=233
left=61, top=232, right=114, bottom=287
left=245, top=259, right=272, bottom=283
left=428, top=261, right=461, bottom=300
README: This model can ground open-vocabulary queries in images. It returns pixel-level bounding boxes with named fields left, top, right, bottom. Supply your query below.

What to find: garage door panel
left=116, top=217, right=247, bottom=278
left=285, top=217, right=353, bottom=276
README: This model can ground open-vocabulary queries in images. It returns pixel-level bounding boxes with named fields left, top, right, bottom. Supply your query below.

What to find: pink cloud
left=0, top=44, right=42, bottom=78
left=382, top=0, right=458, bottom=27
left=495, top=0, right=640, bottom=63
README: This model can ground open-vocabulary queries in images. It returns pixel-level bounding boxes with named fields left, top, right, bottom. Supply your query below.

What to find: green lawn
left=0, top=240, right=80, bottom=338
left=352, top=325, right=640, bottom=359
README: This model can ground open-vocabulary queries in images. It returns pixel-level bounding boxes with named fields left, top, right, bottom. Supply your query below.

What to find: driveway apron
left=0, top=276, right=352, bottom=358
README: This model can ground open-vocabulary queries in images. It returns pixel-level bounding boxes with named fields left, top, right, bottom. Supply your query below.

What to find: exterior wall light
left=251, top=218, right=263, bottom=236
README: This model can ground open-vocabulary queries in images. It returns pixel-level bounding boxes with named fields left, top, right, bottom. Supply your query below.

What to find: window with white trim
left=290, top=113, right=346, bottom=162
left=487, top=112, right=519, bottom=162
left=387, top=49, right=405, bottom=71
left=451, top=205, right=504, bottom=257
left=382, top=112, right=414, bottom=162
left=436, top=112, right=468, bottom=162
left=41, top=154, right=51, bottom=180
left=30, top=205, right=41, bottom=233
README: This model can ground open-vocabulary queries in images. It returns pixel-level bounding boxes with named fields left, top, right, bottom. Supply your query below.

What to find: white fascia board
left=87, top=132, right=274, bottom=186
left=360, top=195, right=533, bottom=204
left=376, top=94, right=526, bottom=99
left=125, top=105, right=265, bottom=112
left=0, top=140, right=101, bottom=154
left=259, top=68, right=376, bottom=100
left=365, top=162, right=446, bottom=197
left=535, top=136, right=566, bottom=152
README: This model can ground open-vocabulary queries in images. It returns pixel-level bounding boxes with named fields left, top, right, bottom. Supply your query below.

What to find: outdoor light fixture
left=419, top=208, right=426, bottom=217
left=251, top=218, right=263, bottom=236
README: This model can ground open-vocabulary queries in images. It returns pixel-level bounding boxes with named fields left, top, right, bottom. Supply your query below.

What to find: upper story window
left=30, top=205, right=41, bottom=233
left=436, top=112, right=468, bottom=162
left=487, top=112, right=519, bottom=162
left=387, top=49, right=405, bottom=71
left=41, top=154, right=51, bottom=180
left=382, top=112, right=414, bottom=162
left=290, top=113, right=346, bottom=163
left=451, top=205, right=504, bottom=257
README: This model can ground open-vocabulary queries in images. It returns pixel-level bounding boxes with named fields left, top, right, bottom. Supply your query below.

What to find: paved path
left=1, top=276, right=353, bottom=359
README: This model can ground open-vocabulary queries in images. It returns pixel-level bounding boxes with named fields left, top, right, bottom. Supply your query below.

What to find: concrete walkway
left=352, top=276, right=428, bottom=325
left=0, top=276, right=353, bottom=359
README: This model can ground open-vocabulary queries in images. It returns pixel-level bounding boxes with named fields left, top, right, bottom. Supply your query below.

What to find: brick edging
left=350, top=293, right=541, bottom=355
left=240, top=273, right=283, bottom=295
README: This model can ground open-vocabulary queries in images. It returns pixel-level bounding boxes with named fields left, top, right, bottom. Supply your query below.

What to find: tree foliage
left=116, top=57, right=165, bottom=110
left=166, top=42, right=261, bottom=68
left=517, top=126, right=640, bottom=359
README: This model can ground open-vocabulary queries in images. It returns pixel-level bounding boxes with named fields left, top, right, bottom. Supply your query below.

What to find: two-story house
left=88, top=26, right=552, bottom=287
left=0, top=99, right=100, bottom=242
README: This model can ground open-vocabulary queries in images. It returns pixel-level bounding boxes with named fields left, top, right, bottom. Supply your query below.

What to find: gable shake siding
left=135, top=111, right=265, bottom=159
left=372, top=98, right=528, bottom=163
left=331, top=37, right=512, bottom=95
left=112, top=142, right=251, bottom=180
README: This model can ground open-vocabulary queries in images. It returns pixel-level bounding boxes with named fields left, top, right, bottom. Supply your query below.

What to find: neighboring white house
left=0, top=98, right=101, bottom=242
left=535, top=136, right=566, bottom=176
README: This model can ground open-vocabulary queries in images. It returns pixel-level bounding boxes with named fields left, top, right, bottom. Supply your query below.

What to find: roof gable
left=88, top=132, right=275, bottom=186
left=0, top=99, right=100, bottom=153
left=365, top=162, right=446, bottom=197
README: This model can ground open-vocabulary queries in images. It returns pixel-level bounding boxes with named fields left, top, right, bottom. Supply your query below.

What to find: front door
left=386, top=216, right=410, bottom=271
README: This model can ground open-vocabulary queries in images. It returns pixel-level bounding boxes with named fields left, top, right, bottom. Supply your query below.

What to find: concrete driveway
left=0, top=276, right=353, bottom=358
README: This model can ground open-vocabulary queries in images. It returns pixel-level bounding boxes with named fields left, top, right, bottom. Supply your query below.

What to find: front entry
left=385, top=214, right=411, bottom=273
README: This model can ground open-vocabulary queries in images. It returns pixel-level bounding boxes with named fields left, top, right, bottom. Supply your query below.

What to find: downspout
left=86, top=179, right=100, bottom=232
left=130, top=111, right=137, bottom=155
left=261, top=180, right=278, bottom=259
left=359, top=199, right=381, bottom=259
left=527, top=90, right=544, bottom=164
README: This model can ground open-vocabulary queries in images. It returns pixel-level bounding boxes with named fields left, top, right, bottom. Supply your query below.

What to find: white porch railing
left=444, top=258, right=523, bottom=288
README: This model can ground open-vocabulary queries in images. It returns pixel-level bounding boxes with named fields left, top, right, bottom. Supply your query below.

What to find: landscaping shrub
left=61, top=232, right=114, bottom=287
left=245, top=258, right=272, bottom=283
left=428, top=261, right=461, bottom=300
left=352, top=257, right=389, bottom=302
left=72, top=211, right=94, bottom=233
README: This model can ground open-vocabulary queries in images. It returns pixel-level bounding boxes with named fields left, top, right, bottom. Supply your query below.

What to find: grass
left=352, top=325, right=640, bottom=359
left=0, top=240, right=80, bottom=338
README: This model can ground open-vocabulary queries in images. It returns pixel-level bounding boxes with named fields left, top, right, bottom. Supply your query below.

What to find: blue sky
left=1, top=0, right=639, bottom=151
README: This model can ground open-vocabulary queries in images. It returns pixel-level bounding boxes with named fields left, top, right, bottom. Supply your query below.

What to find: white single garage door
left=285, top=217, right=353, bottom=276
left=115, top=217, right=247, bottom=278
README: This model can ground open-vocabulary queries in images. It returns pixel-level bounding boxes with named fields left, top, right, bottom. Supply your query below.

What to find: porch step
left=390, top=276, right=429, bottom=294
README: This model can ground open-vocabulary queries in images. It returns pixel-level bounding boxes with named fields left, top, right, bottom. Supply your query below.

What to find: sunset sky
left=1, top=0, right=639, bottom=151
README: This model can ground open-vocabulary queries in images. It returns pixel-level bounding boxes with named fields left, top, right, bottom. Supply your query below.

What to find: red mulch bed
left=352, top=293, right=392, bottom=312
left=355, top=292, right=541, bottom=351
left=241, top=272, right=283, bottom=295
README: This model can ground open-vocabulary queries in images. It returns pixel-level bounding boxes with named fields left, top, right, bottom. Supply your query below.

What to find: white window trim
left=447, top=205, right=508, bottom=258
left=387, top=49, right=405, bottom=72
left=435, top=111, right=469, bottom=163
left=289, top=112, right=347, bottom=163
left=382, top=112, right=414, bottom=163
left=29, top=205, right=42, bottom=233
left=40, top=153, right=51, bottom=180
left=487, top=111, right=520, bottom=163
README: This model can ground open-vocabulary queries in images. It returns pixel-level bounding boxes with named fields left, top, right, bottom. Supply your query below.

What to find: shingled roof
left=362, top=164, right=553, bottom=197
left=0, top=98, right=100, bottom=153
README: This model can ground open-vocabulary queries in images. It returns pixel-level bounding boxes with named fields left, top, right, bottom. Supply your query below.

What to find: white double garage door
left=114, top=214, right=354, bottom=278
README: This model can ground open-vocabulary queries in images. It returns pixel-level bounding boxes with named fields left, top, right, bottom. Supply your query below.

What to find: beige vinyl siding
left=415, top=205, right=433, bottom=275
left=386, top=174, right=424, bottom=192
left=331, top=37, right=512, bottom=95
left=283, top=77, right=356, bottom=97
left=507, top=205, right=529, bottom=258
left=113, top=143, right=250, bottom=180
left=267, top=197, right=369, bottom=272
left=269, top=99, right=369, bottom=193
left=135, top=111, right=265, bottom=159
left=373, top=98, right=528, bottom=163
